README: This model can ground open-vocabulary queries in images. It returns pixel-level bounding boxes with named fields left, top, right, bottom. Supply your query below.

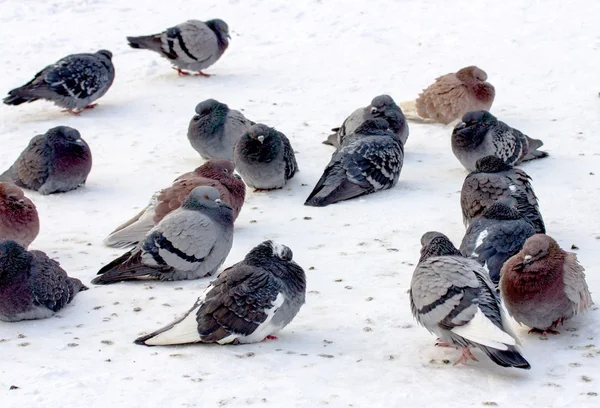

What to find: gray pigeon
left=0, top=240, right=87, bottom=322
left=233, top=124, right=298, bottom=190
left=134, top=240, right=306, bottom=346
left=92, top=186, right=234, bottom=284
left=305, top=119, right=403, bottom=207
left=0, top=126, right=92, bottom=195
left=452, top=111, right=548, bottom=171
left=324, top=94, right=409, bottom=148
left=187, top=99, right=255, bottom=160
left=127, top=19, right=230, bottom=76
left=461, top=155, right=545, bottom=233
left=409, top=231, right=530, bottom=369
left=3, top=50, right=114, bottom=113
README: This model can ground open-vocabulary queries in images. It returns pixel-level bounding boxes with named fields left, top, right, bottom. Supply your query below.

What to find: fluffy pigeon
left=0, top=183, right=39, bottom=249
left=409, top=231, right=530, bottom=369
left=134, top=240, right=306, bottom=346
left=127, top=19, right=230, bottom=76
left=500, top=234, right=593, bottom=334
left=93, top=186, right=234, bottom=284
left=0, top=126, right=92, bottom=195
left=0, top=240, right=87, bottom=322
left=452, top=111, right=548, bottom=171
left=187, top=99, right=255, bottom=160
left=233, top=124, right=298, bottom=190
left=305, top=119, right=403, bottom=207
left=103, top=160, right=245, bottom=248
left=3, top=50, right=114, bottom=113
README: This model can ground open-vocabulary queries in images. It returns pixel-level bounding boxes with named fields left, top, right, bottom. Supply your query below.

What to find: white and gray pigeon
left=0, top=239, right=87, bottom=322
left=305, top=119, right=403, bottom=207
left=409, top=231, right=530, bottom=369
left=127, top=19, right=230, bottom=76
left=233, top=124, right=298, bottom=190
left=452, top=110, right=548, bottom=171
left=187, top=99, right=255, bottom=160
left=324, top=94, right=409, bottom=148
left=134, top=240, right=306, bottom=346
left=91, top=186, right=234, bottom=284
left=3, top=50, right=115, bottom=113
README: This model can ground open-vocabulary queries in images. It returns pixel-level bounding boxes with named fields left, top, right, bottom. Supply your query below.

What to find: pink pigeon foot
left=264, top=335, right=278, bottom=341
left=194, top=71, right=212, bottom=77
left=453, top=347, right=478, bottom=366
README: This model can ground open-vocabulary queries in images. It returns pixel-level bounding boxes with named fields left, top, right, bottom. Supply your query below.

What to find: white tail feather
left=451, top=308, right=517, bottom=350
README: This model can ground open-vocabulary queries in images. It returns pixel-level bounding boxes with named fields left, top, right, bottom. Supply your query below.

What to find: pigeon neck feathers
left=419, top=236, right=462, bottom=262
left=0, top=241, right=32, bottom=283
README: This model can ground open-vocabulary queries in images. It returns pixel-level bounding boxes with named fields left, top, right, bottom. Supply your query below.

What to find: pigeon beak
left=215, top=199, right=223, bottom=204
left=522, top=254, right=533, bottom=265
left=227, top=33, right=231, bottom=39
left=455, top=122, right=467, bottom=131
left=233, top=173, right=242, bottom=180
left=75, top=139, right=85, bottom=146
left=370, top=107, right=379, bottom=114
left=257, top=135, right=265, bottom=144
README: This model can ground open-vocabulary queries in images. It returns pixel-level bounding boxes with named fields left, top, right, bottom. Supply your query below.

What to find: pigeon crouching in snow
left=0, top=183, right=39, bottom=249
left=134, top=240, right=306, bottom=346
left=93, top=186, right=234, bottom=284
left=500, top=234, right=593, bottom=335
left=409, top=231, right=530, bottom=369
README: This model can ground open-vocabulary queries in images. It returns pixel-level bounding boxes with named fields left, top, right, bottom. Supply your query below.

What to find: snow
left=1, top=0, right=600, bottom=407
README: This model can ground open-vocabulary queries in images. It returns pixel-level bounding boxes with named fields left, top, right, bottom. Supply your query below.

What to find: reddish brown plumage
left=0, top=183, right=40, bottom=249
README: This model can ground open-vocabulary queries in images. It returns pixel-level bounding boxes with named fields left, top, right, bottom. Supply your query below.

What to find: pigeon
left=134, top=240, right=306, bottom=346
left=305, top=119, right=403, bottom=207
left=103, top=159, right=245, bottom=248
left=92, top=186, right=234, bottom=284
left=324, top=95, right=409, bottom=148
left=461, top=155, right=545, bottom=233
left=0, top=183, right=39, bottom=249
left=187, top=99, right=255, bottom=160
left=459, top=200, right=536, bottom=285
left=500, top=234, right=593, bottom=335
left=127, top=19, right=230, bottom=76
left=409, top=231, right=530, bottom=369
left=0, top=240, right=87, bottom=322
left=452, top=111, right=548, bottom=171
left=3, top=50, right=114, bottom=113
left=233, top=124, right=298, bottom=190
left=0, top=126, right=92, bottom=195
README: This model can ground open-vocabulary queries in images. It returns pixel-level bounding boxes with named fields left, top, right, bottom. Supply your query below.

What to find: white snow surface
left=1, top=1, right=600, bottom=407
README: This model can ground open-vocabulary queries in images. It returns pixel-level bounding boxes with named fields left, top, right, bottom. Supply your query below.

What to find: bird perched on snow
left=103, top=160, right=245, bottom=248
left=134, top=240, right=306, bottom=346
left=0, top=240, right=87, bottom=322
left=187, top=99, right=255, bottom=160
left=3, top=50, right=114, bottom=114
left=324, top=94, right=409, bottom=148
left=93, top=186, right=234, bottom=284
left=0, top=126, right=92, bottom=195
left=461, top=155, right=545, bottom=233
left=0, top=183, right=39, bottom=249
left=452, top=110, right=548, bottom=172
left=500, top=234, right=593, bottom=335
left=127, top=19, right=230, bottom=76
left=233, top=124, right=298, bottom=190
left=305, top=119, right=403, bottom=207
left=410, top=231, right=530, bottom=369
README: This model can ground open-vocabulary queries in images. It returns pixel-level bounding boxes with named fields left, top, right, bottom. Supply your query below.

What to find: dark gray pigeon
left=4, top=50, right=114, bottom=113
left=92, top=186, right=234, bottom=284
left=324, top=94, right=409, bottom=148
left=305, top=119, right=403, bottom=207
left=0, top=126, right=92, bottom=195
left=452, top=111, right=548, bottom=171
left=127, top=19, right=230, bottom=76
left=233, top=124, right=298, bottom=190
left=0, top=240, right=87, bottom=322
left=134, top=240, right=306, bottom=346
left=461, top=155, right=545, bottom=233
left=409, top=231, right=530, bottom=369
left=187, top=99, right=255, bottom=160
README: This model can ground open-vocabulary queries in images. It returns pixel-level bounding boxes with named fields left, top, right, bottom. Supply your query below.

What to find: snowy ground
left=1, top=0, right=600, bottom=407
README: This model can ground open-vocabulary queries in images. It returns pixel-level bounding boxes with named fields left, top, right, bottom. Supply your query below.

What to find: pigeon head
left=475, top=155, right=513, bottom=173
left=0, top=182, right=25, bottom=202
left=197, top=159, right=235, bottom=179
left=96, top=50, right=113, bottom=60
left=456, top=66, right=488, bottom=82
left=0, top=240, right=30, bottom=284
left=354, top=119, right=390, bottom=134
left=182, top=186, right=234, bottom=222
left=419, top=231, right=462, bottom=262
left=452, top=111, right=496, bottom=148
left=519, top=234, right=561, bottom=269
left=194, top=99, right=228, bottom=117
left=482, top=200, right=523, bottom=220
left=45, top=126, right=89, bottom=155
left=239, top=124, right=282, bottom=161
left=205, top=19, right=231, bottom=44
left=370, top=95, right=397, bottom=115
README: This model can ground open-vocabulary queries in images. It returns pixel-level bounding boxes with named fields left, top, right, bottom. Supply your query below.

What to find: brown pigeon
left=0, top=183, right=40, bottom=249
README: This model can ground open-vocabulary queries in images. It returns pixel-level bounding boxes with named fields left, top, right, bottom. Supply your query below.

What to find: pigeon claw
left=434, top=339, right=453, bottom=348
left=173, top=68, right=191, bottom=76
left=453, top=347, right=478, bottom=366
left=84, top=103, right=98, bottom=110
left=528, top=328, right=560, bottom=336
left=264, top=335, right=278, bottom=341
left=194, top=71, right=212, bottom=77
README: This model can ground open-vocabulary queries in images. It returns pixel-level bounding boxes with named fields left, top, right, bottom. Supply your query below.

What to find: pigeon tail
left=399, top=100, right=436, bottom=124
left=0, top=168, right=13, bottom=182
left=3, top=89, right=39, bottom=106
left=91, top=251, right=162, bottom=285
left=304, top=177, right=367, bottom=207
left=127, top=35, right=163, bottom=54
left=478, top=344, right=531, bottom=369
left=103, top=205, right=155, bottom=248
left=522, top=136, right=548, bottom=162
left=322, top=132, right=338, bottom=147
left=134, top=301, right=202, bottom=346
left=68, top=277, right=89, bottom=295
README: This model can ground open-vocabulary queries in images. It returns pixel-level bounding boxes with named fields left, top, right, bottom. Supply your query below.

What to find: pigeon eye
left=204, top=195, right=209, bottom=199
left=223, top=169, right=229, bottom=173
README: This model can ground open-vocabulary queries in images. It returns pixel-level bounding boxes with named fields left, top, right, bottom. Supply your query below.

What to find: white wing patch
left=472, top=229, right=489, bottom=256
left=451, top=307, right=517, bottom=350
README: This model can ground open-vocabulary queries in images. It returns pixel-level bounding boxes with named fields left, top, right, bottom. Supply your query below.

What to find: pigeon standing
left=3, top=50, right=114, bottom=113
left=134, top=240, right=306, bottom=346
left=452, top=111, right=548, bottom=171
left=127, top=19, right=230, bottom=76
left=409, top=231, right=530, bottom=369
left=93, top=186, right=234, bottom=284
left=0, top=240, right=87, bottom=322
left=0, top=183, right=39, bottom=249
left=500, top=234, right=593, bottom=334
left=0, top=126, right=92, bottom=195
